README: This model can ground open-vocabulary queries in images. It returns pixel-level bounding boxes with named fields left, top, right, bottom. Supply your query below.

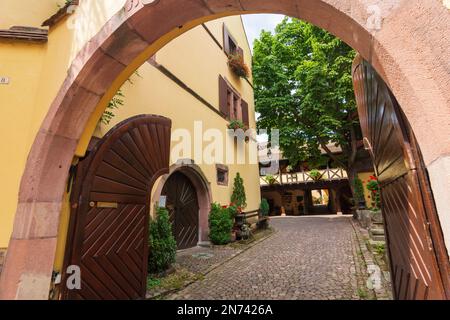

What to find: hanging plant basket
left=228, top=53, right=250, bottom=79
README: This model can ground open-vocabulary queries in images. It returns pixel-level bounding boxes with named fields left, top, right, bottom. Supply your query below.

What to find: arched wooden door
left=62, top=115, right=172, bottom=300
left=162, top=172, right=200, bottom=250
left=353, top=57, right=450, bottom=300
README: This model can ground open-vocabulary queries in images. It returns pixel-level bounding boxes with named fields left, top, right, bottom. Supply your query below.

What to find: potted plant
left=353, top=177, right=367, bottom=209
left=309, top=169, right=323, bottom=181
left=258, top=198, right=270, bottom=229
left=265, top=174, right=278, bottom=185
left=227, top=53, right=250, bottom=78
left=231, top=173, right=247, bottom=239
left=366, top=175, right=381, bottom=211
left=231, top=173, right=247, bottom=209
left=227, top=119, right=246, bottom=130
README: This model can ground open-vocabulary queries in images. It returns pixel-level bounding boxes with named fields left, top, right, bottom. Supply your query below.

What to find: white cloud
left=242, top=14, right=285, bottom=52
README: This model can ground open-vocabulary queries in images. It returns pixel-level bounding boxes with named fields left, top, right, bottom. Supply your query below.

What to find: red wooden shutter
left=237, top=47, right=244, bottom=57
left=223, top=24, right=230, bottom=55
left=219, top=75, right=229, bottom=118
left=241, top=99, right=249, bottom=127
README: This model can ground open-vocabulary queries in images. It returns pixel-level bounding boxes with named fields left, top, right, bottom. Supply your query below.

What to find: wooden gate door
left=162, top=172, right=199, bottom=250
left=63, top=115, right=172, bottom=300
left=353, top=57, right=450, bottom=300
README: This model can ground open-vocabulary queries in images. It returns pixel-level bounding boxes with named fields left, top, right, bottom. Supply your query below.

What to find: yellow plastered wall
left=51, top=16, right=261, bottom=272
left=0, top=0, right=128, bottom=248
left=157, top=16, right=254, bottom=111
left=95, top=17, right=260, bottom=210
left=96, top=65, right=261, bottom=209
left=0, top=1, right=261, bottom=265
left=0, top=0, right=62, bottom=29
left=0, top=42, right=46, bottom=247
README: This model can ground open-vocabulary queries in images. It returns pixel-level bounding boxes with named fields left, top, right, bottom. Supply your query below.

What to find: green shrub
left=231, top=173, right=247, bottom=209
left=353, top=177, right=366, bottom=207
left=209, top=203, right=234, bottom=245
left=260, top=198, right=270, bottom=217
left=148, top=207, right=177, bottom=274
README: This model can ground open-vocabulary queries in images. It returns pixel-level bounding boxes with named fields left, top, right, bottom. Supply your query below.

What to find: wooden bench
left=238, top=210, right=269, bottom=230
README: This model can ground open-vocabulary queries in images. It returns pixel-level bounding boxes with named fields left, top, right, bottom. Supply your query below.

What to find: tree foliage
left=253, top=18, right=357, bottom=169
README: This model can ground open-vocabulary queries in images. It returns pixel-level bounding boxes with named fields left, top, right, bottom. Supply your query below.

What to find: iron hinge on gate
left=67, top=164, right=78, bottom=193
left=426, top=222, right=434, bottom=251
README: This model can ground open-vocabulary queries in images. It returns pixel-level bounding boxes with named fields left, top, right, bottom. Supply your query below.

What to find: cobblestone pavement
left=176, top=245, right=242, bottom=275
left=167, top=216, right=365, bottom=300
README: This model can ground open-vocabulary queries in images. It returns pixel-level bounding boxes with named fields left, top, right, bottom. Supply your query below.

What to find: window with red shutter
left=219, top=75, right=230, bottom=117
left=241, top=99, right=249, bottom=127
left=218, top=76, right=249, bottom=126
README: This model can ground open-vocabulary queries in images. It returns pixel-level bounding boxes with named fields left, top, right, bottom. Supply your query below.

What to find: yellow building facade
left=0, top=0, right=261, bottom=273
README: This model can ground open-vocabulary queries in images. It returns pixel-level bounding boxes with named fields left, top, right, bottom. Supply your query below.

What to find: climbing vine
left=100, top=71, right=141, bottom=125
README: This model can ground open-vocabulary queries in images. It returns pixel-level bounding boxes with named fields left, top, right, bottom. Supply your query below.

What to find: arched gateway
left=61, top=115, right=171, bottom=300
left=154, top=164, right=213, bottom=250
left=0, top=0, right=449, bottom=299
left=162, top=172, right=200, bottom=250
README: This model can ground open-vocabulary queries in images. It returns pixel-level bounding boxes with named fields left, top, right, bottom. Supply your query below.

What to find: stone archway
left=152, top=163, right=213, bottom=246
left=1, top=0, right=449, bottom=299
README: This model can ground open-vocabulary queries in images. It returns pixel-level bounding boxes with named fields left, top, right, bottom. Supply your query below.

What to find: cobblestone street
left=167, top=216, right=366, bottom=300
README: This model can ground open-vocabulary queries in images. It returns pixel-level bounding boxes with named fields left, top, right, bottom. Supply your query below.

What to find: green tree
left=253, top=18, right=360, bottom=186
left=231, top=173, right=247, bottom=209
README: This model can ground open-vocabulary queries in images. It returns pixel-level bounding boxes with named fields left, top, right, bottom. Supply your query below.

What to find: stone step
left=372, top=222, right=384, bottom=227
left=370, top=228, right=385, bottom=235
left=370, top=235, right=386, bottom=242
left=369, top=240, right=385, bottom=247
left=369, top=228, right=385, bottom=242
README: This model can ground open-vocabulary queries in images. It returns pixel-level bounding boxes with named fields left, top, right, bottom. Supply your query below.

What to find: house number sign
left=0, top=77, right=9, bottom=85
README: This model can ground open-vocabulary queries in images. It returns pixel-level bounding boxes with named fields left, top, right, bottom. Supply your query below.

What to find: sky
left=242, top=14, right=285, bottom=52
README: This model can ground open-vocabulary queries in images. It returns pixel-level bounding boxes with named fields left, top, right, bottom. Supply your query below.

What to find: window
left=216, top=164, right=229, bottom=186
left=219, top=76, right=250, bottom=126
left=223, top=24, right=238, bottom=56
left=312, top=189, right=330, bottom=206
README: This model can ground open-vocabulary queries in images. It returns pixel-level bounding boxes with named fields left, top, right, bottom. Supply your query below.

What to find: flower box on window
left=227, top=53, right=250, bottom=79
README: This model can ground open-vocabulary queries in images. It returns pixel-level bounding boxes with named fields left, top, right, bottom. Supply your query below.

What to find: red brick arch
left=1, top=0, right=449, bottom=299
